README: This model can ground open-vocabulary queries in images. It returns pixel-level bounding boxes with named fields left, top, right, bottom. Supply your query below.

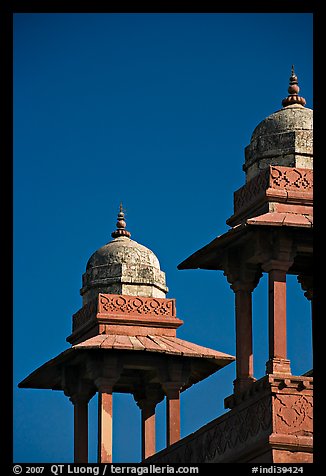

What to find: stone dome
left=86, top=236, right=161, bottom=270
left=80, top=207, right=168, bottom=305
left=250, top=105, right=312, bottom=143
left=243, top=68, right=313, bottom=182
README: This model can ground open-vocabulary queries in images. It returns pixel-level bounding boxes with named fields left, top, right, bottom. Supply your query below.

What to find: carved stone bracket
left=61, top=365, right=95, bottom=403
left=297, top=274, right=313, bottom=301
left=134, top=384, right=165, bottom=410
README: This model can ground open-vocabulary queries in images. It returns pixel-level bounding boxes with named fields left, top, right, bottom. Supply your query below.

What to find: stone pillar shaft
left=268, top=269, right=287, bottom=360
left=235, top=289, right=254, bottom=388
left=263, top=263, right=292, bottom=375
left=165, top=388, right=180, bottom=446
left=226, top=265, right=261, bottom=393
left=74, top=399, right=89, bottom=463
left=98, top=388, right=113, bottom=463
left=142, top=404, right=156, bottom=460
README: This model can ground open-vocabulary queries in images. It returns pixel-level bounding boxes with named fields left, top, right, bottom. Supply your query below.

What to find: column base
left=266, top=358, right=291, bottom=375
left=233, top=377, right=256, bottom=394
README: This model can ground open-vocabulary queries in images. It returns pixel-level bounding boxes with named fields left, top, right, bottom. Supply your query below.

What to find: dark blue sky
left=13, top=13, right=313, bottom=463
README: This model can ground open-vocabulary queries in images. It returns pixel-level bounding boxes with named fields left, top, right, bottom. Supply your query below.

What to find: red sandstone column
left=71, top=395, right=89, bottom=463
left=233, top=283, right=255, bottom=392
left=225, top=265, right=261, bottom=393
left=135, top=385, right=164, bottom=461
left=74, top=400, right=88, bottom=463
left=163, top=383, right=181, bottom=446
left=96, top=379, right=114, bottom=463
left=141, top=402, right=156, bottom=460
left=263, top=261, right=292, bottom=375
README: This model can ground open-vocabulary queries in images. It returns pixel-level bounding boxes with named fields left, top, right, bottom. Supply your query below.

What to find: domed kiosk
left=174, top=67, right=313, bottom=463
left=19, top=205, right=234, bottom=463
left=18, top=67, right=312, bottom=465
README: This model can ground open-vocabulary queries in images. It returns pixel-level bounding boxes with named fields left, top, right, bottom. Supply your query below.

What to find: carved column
left=95, top=378, right=115, bottom=463
left=135, top=385, right=164, bottom=461
left=262, top=259, right=293, bottom=375
left=225, top=264, right=261, bottom=393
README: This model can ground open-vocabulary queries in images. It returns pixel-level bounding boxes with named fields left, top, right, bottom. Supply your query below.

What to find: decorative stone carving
left=270, top=166, right=313, bottom=190
left=274, top=394, right=313, bottom=435
left=147, top=395, right=272, bottom=463
left=234, top=167, right=270, bottom=212
left=147, top=374, right=313, bottom=464
left=99, top=294, right=175, bottom=318
left=70, top=293, right=178, bottom=341
left=233, top=165, right=313, bottom=214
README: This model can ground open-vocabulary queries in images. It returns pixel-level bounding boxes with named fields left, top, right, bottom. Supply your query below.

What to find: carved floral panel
left=99, top=294, right=175, bottom=318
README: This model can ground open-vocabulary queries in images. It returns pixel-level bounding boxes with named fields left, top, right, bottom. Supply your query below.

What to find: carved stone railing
left=72, top=297, right=98, bottom=331
left=234, top=165, right=313, bottom=214
left=98, top=294, right=175, bottom=318
left=72, top=294, right=176, bottom=333
left=67, top=293, right=182, bottom=345
left=146, top=374, right=313, bottom=463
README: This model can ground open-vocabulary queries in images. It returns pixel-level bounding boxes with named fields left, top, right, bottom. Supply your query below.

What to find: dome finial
left=111, top=203, right=131, bottom=239
left=282, top=65, right=306, bottom=107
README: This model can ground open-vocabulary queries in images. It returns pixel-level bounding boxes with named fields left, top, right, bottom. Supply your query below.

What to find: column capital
left=70, top=387, right=94, bottom=405
left=162, top=381, right=183, bottom=398
left=261, top=234, right=295, bottom=273
left=262, top=259, right=293, bottom=273
left=224, top=264, right=262, bottom=293
left=134, top=384, right=165, bottom=411
left=62, top=366, right=95, bottom=403
left=95, top=377, right=116, bottom=393
left=158, top=359, right=190, bottom=389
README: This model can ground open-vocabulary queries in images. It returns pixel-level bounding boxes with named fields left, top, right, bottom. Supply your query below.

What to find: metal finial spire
left=282, top=65, right=306, bottom=107
left=111, top=203, right=131, bottom=239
